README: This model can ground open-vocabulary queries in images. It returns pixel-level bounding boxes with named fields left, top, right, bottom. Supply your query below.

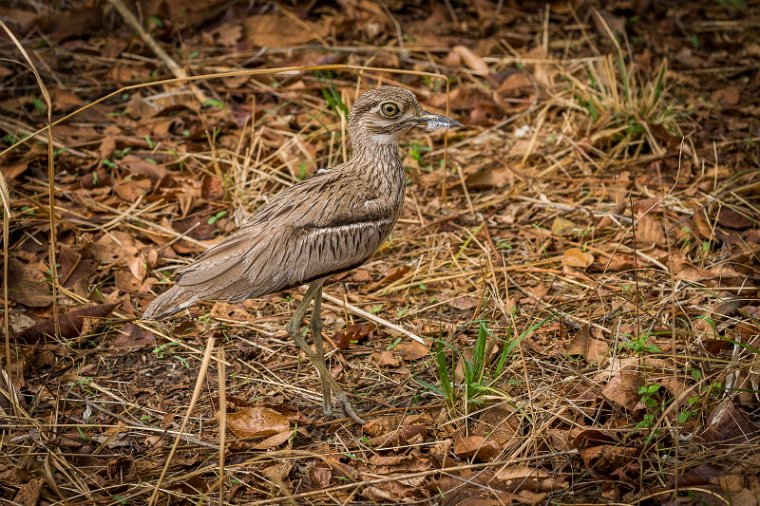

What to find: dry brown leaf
left=7, top=258, right=52, bottom=307
left=703, top=399, right=758, bottom=446
left=334, top=323, right=374, bottom=349
left=449, top=295, right=479, bottom=310
left=451, top=45, right=490, bottom=75
left=579, top=445, right=637, bottom=474
left=473, top=404, right=520, bottom=447
left=396, top=341, right=429, bottom=361
left=566, top=332, right=609, bottom=365
left=561, top=248, right=594, bottom=269
left=244, top=13, right=329, bottom=47
left=711, top=86, right=742, bottom=107
left=105, top=323, right=157, bottom=354
left=225, top=407, right=289, bottom=439
left=465, top=165, right=514, bottom=189
left=361, top=482, right=415, bottom=502
left=371, top=350, right=401, bottom=368
left=13, top=478, right=44, bottom=506
left=367, top=264, right=411, bottom=291
left=114, top=178, right=152, bottom=202
left=454, top=435, right=500, bottom=462
left=494, top=466, right=567, bottom=492
left=19, top=304, right=118, bottom=341
left=119, top=155, right=167, bottom=180
left=114, top=269, right=142, bottom=293
left=251, top=430, right=293, bottom=450
left=497, top=72, right=533, bottom=95
left=601, top=370, right=643, bottom=411
left=363, top=414, right=432, bottom=447
left=307, top=465, right=332, bottom=488
left=508, top=139, right=533, bottom=157
left=636, top=215, right=666, bottom=244
left=551, top=217, right=577, bottom=236
left=717, top=208, right=754, bottom=230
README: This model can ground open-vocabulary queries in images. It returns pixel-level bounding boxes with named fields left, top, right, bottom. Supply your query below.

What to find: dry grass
left=1, top=2, right=759, bottom=504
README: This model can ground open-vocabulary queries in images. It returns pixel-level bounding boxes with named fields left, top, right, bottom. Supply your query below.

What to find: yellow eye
left=380, top=102, right=400, bottom=117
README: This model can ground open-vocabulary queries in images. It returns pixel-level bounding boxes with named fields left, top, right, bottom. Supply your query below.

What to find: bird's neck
left=350, top=139, right=403, bottom=173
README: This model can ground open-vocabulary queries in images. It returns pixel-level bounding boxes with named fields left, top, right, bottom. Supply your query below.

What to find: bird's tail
left=142, top=285, right=202, bottom=320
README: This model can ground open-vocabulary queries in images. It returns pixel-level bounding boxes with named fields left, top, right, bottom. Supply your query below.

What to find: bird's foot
left=335, top=392, right=366, bottom=425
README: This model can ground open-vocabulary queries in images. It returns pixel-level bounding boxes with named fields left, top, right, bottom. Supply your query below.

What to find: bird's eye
left=380, top=102, right=400, bottom=117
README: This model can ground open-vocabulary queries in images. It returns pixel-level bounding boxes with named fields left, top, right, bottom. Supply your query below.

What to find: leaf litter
left=1, top=1, right=760, bottom=504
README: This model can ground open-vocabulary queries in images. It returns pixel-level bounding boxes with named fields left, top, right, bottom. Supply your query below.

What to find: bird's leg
left=310, top=281, right=334, bottom=416
left=287, top=281, right=366, bottom=424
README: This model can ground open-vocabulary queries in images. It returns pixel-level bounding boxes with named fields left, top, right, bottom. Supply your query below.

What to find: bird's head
left=348, top=86, right=461, bottom=146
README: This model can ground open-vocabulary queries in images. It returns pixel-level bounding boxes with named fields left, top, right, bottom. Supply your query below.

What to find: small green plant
left=207, top=210, right=227, bottom=225
left=152, top=341, right=180, bottom=359
left=316, top=71, right=348, bottom=116
left=636, top=383, right=662, bottom=442
left=147, top=16, right=164, bottom=28
left=621, top=332, right=662, bottom=355
left=31, top=98, right=46, bottom=114
left=407, top=141, right=431, bottom=164
left=417, top=318, right=552, bottom=412
left=297, top=161, right=308, bottom=181
left=677, top=396, right=701, bottom=424
left=202, top=98, right=226, bottom=110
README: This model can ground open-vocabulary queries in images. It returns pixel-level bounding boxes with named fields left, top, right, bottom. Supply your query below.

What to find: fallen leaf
left=371, top=350, right=401, bottom=368
left=579, top=445, right=637, bottom=474
left=494, top=466, right=567, bottom=492
left=601, top=370, right=643, bottom=411
left=561, top=248, right=594, bottom=269
left=717, top=208, right=754, bottom=230
left=367, top=265, right=411, bottom=291
left=497, top=72, right=533, bottom=95
left=454, top=435, right=500, bottom=462
left=363, top=414, right=432, bottom=447
left=566, top=331, right=609, bottom=365
left=251, top=430, right=293, bottom=450
left=676, top=463, right=722, bottom=486
left=636, top=215, right=666, bottom=244
left=396, top=341, right=429, bottom=361
left=361, top=482, right=415, bottom=502
left=551, top=217, right=577, bottom=236
left=104, top=323, right=157, bottom=354
left=334, top=323, right=374, bottom=349
left=702, top=399, right=758, bottom=446
left=451, top=45, right=490, bottom=75
left=711, top=86, right=741, bottom=107
left=244, top=13, right=329, bottom=47
left=119, top=155, right=166, bottom=180
left=465, top=165, right=513, bottom=189
left=19, top=304, right=118, bottom=341
left=449, top=295, right=479, bottom=310
left=7, top=258, right=52, bottom=307
left=225, top=407, right=289, bottom=439
left=113, top=177, right=152, bottom=202
left=13, top=477, right=44, bottom=506
left=308, top=465, right=332, bottom=488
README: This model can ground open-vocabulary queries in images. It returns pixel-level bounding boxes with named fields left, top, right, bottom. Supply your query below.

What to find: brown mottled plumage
left=143, top=87, right=461, bottom=422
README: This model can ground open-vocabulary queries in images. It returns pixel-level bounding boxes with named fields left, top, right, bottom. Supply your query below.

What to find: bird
left=143, top=86, right=461, bottom=423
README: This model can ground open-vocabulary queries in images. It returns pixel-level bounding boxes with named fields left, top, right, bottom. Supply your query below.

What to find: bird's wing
left=171, top=170, right=395, bottom=298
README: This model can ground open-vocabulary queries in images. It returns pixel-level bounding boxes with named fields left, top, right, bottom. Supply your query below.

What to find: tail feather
left=142, top=285, right=203, bottom=319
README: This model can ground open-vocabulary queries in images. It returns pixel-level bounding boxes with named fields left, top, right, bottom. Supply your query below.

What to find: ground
left=1, top=0, right=760, bottom=504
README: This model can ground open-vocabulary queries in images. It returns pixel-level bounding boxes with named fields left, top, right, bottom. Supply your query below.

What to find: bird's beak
left=418, top=111, right=462, bottom=131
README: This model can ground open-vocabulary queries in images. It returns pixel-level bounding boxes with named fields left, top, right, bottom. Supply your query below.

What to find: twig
left=106, top=0, right=207, bottom=103
left=148, top=336, right=216, bottom=506
left=322, top=292, right=425, bottom=344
